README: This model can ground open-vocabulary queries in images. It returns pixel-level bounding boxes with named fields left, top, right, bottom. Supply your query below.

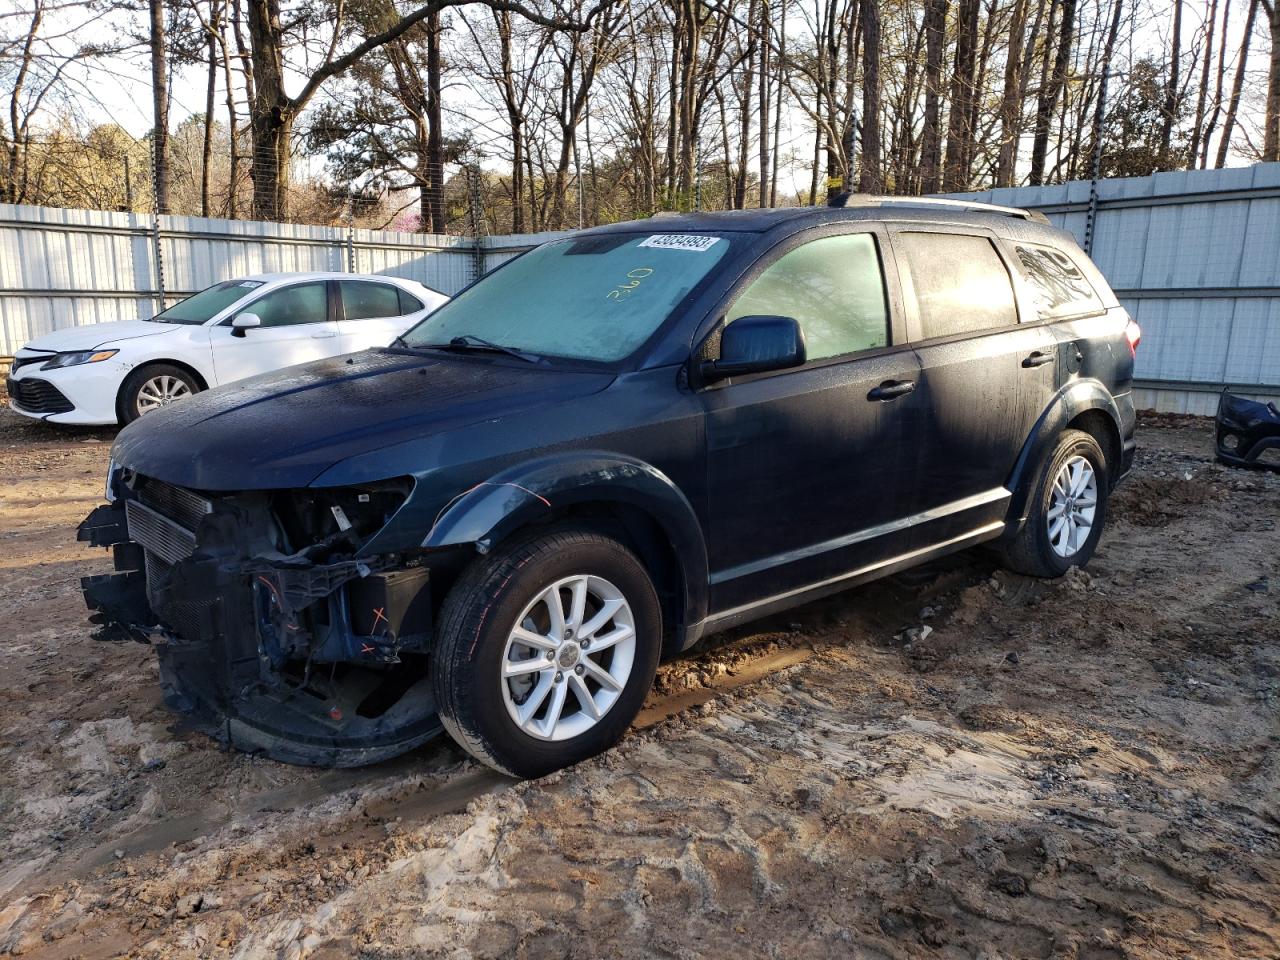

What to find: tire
left=119, top=363, right=201, bottom=424
left=1000, top=428, right=1109, bottom=579
left=432, top=528, right=662, bottom=779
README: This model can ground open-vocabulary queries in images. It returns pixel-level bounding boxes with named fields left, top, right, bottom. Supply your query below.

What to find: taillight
left=1124, top=318, right=1141, bottom=356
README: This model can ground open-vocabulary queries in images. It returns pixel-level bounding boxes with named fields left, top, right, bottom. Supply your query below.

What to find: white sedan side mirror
left=231, top=313, right=262, bottom=338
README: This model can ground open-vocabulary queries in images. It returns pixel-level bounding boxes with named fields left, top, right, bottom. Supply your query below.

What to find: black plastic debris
left=1215, top=390, right=1280, bottom=471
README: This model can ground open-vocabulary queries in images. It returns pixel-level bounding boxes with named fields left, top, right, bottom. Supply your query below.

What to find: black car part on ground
left=80, top=470, right=446, bottom=766
left=1215, top=391, right=1280, bottom=471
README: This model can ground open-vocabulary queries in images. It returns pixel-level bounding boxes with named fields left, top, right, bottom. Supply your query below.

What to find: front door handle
left=867, top=379, right=917, bottom=401
left=1022, top=350, right=1055, bottom=368
left=310, top=330, right=337, bottom=339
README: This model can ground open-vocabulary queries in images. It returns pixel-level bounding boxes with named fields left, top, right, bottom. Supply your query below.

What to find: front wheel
left=1001, top=428, right=1109, bottom=578
left=119, top=363, right=201, bottom=423
left=432, top=528, right=662, bottom=778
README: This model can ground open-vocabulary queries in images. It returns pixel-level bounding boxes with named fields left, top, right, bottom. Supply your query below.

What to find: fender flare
left=1004, top=378, right=1123, bottom=530
left=421, top=451, right=710, bottom=638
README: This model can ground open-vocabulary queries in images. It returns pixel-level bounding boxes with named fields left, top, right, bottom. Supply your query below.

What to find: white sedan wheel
left=135, top=374, right=193, bottom=415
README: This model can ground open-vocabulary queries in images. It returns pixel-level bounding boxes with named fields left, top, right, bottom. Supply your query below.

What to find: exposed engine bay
left=79, top=467, right=446, bottom=766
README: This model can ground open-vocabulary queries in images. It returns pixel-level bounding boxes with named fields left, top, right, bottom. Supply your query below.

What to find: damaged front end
left=1216, top=391, right=1280, bottom=472
left=80, top=469, right=444, bottom=766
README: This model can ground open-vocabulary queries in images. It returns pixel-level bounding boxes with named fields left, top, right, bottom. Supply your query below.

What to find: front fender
left=420, top=451, right=710, bottom=638
left=1004, top=378, right=1124, bottom=530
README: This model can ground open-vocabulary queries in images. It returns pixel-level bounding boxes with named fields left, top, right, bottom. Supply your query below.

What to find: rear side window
left=398, top=288, right=425, bottom=314
left=340, top=281, right=403, bottom=321
left=241, top=282, right=328, bottom=327
left=1014, top=244, right=1103, bottom=319
left=897, top=232, right=1017, bottom=339
left=727, top=233, right=889, bottom=361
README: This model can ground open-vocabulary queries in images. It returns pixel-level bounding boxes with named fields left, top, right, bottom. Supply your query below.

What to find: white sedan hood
left=20, top=320, right=179, bottom=354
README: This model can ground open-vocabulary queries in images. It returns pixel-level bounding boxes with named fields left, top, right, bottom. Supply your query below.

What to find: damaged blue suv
left=81, top=197, right=1138, bottom=778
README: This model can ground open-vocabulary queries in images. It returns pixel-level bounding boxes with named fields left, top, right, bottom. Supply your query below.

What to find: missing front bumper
left=79, top=487, right=443, bottom=767
left=1216, top=391, right=1280, bottom=471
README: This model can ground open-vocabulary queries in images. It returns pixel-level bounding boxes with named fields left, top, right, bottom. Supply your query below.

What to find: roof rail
left=827, top=192, right=1050, bottom=224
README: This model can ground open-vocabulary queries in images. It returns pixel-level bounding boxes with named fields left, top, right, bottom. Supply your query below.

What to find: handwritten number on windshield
left=606, top=267, right=655, bottom=301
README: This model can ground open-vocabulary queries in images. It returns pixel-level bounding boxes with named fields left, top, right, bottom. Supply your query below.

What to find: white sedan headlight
left=43, top=349, right=118, bottom=371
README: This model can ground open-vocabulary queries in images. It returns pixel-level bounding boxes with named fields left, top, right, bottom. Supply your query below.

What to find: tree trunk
left=1160, top=0, right=1183, bottom=158
left=201, top=19, right=217, bottom=218
left=246, top=0, right=289, bottom=220
left=943, top=0, right=979, bottom=191
left=6, top=2, right=43, bottom=204
left=217, top=10, right=240, bottom=217
left=425, top=9, right=445, bottom=232
left=758, top=0, right=771, bottom=206
left=150, top=0, right=171, bottom=214
left=1217, top=0, right=1258, bottom=166
left=858, top=0, right=882, bottom=192
left=736, top=0, right=757, bottom=209
left=1266, top=0, right=1280, bottom=160
left=1199, top=0, right=1231, bottom=167
left=920, top=0, right=949, bottom=193
left=1029, top=0, right=1075, bottom=185
left=1188, top=0, right=1219, bottom=165
left=770, top=0, right=784, bottom=205
left=994, top=0, right=1030, bottom=187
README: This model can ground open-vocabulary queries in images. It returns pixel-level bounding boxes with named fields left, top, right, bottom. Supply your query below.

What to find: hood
left=111, top=350, right=615, bottom=490
left=21, top=320, right=179, bottom=353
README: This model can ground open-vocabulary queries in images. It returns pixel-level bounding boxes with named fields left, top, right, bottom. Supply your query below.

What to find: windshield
left=401, top=232, right=732, bottom=362
left=150, top=279, right=266, bottom=325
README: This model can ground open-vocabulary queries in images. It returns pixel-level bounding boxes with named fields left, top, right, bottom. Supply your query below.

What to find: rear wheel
left=432, top=528, right=662, bottom=778
left=1001, top=428, right=1109, bottom=578
left=120, top=363, right=201, bottom=423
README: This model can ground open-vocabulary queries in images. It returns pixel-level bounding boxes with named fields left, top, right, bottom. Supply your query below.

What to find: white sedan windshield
left=151, top=279, right=265, bottom=325
left=403, top=233, right=731, bottom=362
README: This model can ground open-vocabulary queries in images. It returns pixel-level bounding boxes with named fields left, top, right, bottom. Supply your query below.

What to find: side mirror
left=231, top=313, right=262, bottom=338
left=701, top=315, right=806, bottom=382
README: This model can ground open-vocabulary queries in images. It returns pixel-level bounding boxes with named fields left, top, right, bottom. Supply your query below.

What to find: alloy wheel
left=500, top=574, right=637, bottom=742
left=136, top=374, right=192, bottom=414
left=1047, top=454, right=1098, bottom=558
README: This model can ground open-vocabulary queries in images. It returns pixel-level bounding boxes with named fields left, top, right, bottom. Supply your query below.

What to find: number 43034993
left=606, top=267, right=654, bottom=300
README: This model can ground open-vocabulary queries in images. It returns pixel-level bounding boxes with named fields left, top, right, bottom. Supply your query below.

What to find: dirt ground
left=0, top=402, right=1277, bottom=960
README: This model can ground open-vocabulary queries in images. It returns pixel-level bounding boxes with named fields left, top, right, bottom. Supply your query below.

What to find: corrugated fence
left=4, top=163, right=1280, bottom=413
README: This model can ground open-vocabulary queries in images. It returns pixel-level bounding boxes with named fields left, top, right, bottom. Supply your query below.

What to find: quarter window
left=898, top=232, right=1017, bottom=338
left=240, top=282, right=328, bottom=328
left=340, top=281, right=403, bottom=321
left=398, top=288, right=425, bottom=314
left=727, top=233, right=889, bottom=362
left=1014, top=244, right=1103, bottom=319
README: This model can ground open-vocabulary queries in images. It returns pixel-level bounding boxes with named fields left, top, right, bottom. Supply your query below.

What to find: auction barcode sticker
left=638, top=234, right=722, bottom=252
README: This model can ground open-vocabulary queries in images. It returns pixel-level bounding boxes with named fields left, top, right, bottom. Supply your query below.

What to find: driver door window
left=727, top=233, right=889, bottom=362
left=210, top=281, right=341, bottom=386
left=243, top=281, right=329, bottom=327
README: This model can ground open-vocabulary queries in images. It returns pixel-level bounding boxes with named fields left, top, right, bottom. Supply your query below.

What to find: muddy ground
left=0, top=403, right=1277, bottom=960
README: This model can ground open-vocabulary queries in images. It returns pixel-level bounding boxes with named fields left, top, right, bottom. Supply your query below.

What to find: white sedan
left=6, top=272, right=448, bottom=425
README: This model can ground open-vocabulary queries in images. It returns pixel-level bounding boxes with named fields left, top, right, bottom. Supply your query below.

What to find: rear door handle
left=867, top=379, right=917, bottom=401
left=1022, top=350, right=1055, bottom=368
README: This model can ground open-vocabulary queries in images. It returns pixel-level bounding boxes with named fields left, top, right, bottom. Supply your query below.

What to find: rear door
left=892, top=227, right=1055, bottom=547
left=336, top=279, right=426, bottom=353
left=701, top=226, right=927, bottom=613
left=209, top=280, right=341, bottom=385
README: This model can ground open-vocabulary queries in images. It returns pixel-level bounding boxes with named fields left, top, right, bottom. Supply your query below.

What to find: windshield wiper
left=417, top=334, right=541, bottom=364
